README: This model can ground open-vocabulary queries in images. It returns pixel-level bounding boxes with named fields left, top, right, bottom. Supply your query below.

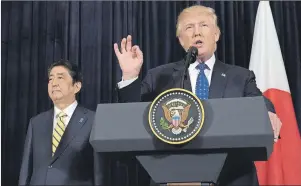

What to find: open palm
left=114, top=35, right=143, bottom=80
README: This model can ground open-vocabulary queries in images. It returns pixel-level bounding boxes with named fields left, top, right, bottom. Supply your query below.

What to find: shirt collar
left=189, top=54, right=216, bottom=71
left=54, top=100, right=78, bottom=118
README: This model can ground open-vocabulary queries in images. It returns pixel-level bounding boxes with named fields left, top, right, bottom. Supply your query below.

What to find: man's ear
left=74, top=82, right=82, bottom=94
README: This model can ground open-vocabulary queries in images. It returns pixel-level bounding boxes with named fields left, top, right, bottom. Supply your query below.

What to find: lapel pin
left=221, top=73, right=226, bottom=77
left=79, top=118, right=84, bottom=123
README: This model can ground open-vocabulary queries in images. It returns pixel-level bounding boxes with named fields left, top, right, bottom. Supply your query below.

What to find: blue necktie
left=195, top=63, right=209, bottom=100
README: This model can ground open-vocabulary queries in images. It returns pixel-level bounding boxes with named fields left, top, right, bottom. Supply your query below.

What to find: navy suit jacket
left=117, top=59, right=275, bottom=186
left=19, top=105, right=104, bottom=186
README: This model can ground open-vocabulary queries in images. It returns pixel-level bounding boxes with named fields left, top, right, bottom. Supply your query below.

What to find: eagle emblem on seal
left=160, top=98, right=194, bottom=135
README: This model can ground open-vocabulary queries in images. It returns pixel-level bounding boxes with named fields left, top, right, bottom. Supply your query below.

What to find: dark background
left=2, top=1, right=301, bottom=186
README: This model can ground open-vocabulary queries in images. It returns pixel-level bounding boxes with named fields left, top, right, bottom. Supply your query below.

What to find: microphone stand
left=181, top=58, right=191, bottom=89
left=180, top=47, right=198, bottom=89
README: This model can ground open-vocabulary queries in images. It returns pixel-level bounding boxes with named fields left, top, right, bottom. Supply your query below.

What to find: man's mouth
left=194, top=40, right=203, bottom=47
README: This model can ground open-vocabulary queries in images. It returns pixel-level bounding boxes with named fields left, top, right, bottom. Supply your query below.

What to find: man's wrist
left=122, top=74, right=138, bottom=80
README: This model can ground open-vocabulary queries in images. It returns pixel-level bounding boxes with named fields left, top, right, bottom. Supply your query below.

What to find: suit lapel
left=50, top=106, right=88, bottom=164
left=172, top=60, right=193, bottom=92
left=209, top=60, right=229, bottom=99
left=43, top=109, right=54, bottom=161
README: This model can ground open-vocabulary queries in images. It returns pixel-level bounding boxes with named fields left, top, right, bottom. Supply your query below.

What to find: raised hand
left=114, top=35, right=143, bottom=80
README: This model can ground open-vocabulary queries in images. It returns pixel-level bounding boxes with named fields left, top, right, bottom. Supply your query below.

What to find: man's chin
left=197, top=48, right=206, bottom=55
left=51, top=96, right=63, bottom=103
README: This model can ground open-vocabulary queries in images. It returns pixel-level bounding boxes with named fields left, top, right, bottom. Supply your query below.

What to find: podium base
left=151, top=182, right=215, bottom=186
left=137, top=153, right=226, bottom=184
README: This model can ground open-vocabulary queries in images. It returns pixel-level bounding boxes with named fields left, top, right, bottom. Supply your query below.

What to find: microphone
left=181, top=46, right=198, bottom=89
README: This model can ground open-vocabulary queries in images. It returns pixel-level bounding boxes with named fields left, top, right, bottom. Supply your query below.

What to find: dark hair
left=47, top=59, right=83, bottom=84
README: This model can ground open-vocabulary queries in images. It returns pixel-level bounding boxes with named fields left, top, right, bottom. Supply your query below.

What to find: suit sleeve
left=93, top=151, right=105, bottom=186
left=19, top=119, right=33, bottom=186
left=116, top=71, right=154, bottom=103
left=244, top=70, right=275, bottom=113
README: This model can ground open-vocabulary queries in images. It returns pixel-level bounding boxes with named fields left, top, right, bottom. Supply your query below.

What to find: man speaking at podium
left=114, top=5, right=282, bottom=186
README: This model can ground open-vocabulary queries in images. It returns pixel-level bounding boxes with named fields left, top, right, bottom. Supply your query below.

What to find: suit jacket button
left=48, top=165, right=52, bottom=168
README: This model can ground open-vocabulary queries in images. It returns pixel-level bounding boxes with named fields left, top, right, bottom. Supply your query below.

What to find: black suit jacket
left=117, top=59, right=275, bottom=186
left=19, top=105, right=104, bottom=186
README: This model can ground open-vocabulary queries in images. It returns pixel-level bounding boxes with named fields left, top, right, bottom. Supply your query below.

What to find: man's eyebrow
left=184, top=21, right=208, bottom=26
left=49, top=72, right=65, bottom=77
left=184, top=23, right=194, bottom=27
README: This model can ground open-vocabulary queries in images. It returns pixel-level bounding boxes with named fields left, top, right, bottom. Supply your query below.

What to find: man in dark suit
left=113, top=5, right=282, bottom=186
left=19, top=60, right=104, bottom=185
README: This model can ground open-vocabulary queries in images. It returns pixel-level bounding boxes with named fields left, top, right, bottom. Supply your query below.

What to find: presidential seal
left=148, top=88, right=205, bottom=145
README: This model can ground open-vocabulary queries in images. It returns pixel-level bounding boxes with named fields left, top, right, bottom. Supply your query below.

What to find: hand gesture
left=114, top=35, right=143, bottom=80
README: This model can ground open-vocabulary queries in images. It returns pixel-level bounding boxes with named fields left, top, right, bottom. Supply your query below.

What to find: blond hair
left=176, top=5, right=220, bottom=37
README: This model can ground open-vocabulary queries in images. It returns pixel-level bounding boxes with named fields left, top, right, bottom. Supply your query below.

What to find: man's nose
left=194, top=26, right=202, bottom=37
left=51, top=79, right=58, bottom=86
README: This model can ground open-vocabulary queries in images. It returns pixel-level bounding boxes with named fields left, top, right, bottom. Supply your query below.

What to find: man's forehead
left=49, top=66, right=69, bottom=75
